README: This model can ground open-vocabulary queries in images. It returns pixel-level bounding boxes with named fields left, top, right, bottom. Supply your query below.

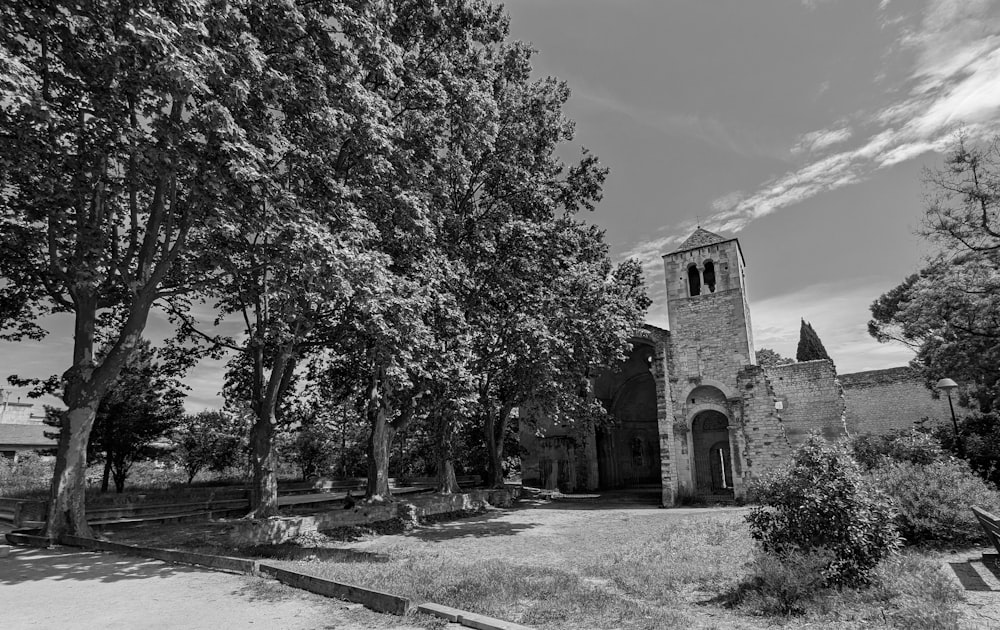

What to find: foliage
left=849, top=429, right=946, bottom=471
left=795, top=320, right=831, bottom=362
left=0, top=451, right=53, bottom=497
left=747, top=435, right=901, bottom=587
left=870, top=135, right=1000, bottom=412
left=932, top=411, right=1000, bottom=486
left=756, top=347, right=795, bottom=368
left=172, top=411, right=247, bottom=484
left=0, top=0, right=275, bottom=537
left=871, top=457, right=1000, bottom=547
left=84, top=340, right=184, bottom=492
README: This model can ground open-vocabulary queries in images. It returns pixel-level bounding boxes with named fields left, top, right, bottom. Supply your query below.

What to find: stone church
left=520, top=228, right=951, bottom=506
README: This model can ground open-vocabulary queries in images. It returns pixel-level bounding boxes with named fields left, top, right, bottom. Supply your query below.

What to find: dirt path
left=0, top=546, right=434, bottom=630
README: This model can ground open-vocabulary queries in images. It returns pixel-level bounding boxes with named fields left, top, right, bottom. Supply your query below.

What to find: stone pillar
left=652, top=341, right=676, bottom=506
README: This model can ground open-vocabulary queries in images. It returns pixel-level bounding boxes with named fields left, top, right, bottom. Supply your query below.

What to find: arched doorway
left=691, top=410, right=733, bottom=497
left=594, top=344, right=662, bottom=489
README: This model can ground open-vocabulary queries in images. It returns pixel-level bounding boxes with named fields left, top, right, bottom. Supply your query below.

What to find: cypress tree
left=796, top=319, right=832, bottom=362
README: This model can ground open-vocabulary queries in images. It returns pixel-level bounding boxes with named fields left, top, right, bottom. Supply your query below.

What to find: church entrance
left=691, top=410, right=734, bottom=497
left=594, top=345, right=662, bottom=490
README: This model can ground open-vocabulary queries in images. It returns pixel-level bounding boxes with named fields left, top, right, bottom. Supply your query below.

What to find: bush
left=849, top=429, right=945, bottom=470
left=747, top=435, right=901, bottom=587
left=0, top=451, right=54, bottom=498
left=871, top=457, right=1000, bottom=547
left=735, top=549, right=834, bottom=616
left=934, top=411, right=1000, bottom=486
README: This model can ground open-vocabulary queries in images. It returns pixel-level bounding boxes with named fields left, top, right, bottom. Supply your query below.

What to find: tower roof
left=672, top=227, right=729, bottom=253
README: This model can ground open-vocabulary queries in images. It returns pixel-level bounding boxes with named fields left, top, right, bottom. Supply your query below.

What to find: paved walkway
left=0, top=544, right=433, bottom=630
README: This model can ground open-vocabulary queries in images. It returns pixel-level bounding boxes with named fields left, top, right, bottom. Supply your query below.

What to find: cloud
left=791, top=126, right=853, bottom=154
left=750, top=278, right=916, bottom=373
left=630, top=0, right=1000, bottom=247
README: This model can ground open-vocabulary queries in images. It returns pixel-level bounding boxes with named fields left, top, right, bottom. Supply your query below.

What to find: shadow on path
left=0, top=547, right=206, bottom=585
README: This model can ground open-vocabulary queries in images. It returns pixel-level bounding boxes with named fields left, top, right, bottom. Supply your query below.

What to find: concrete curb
left=5, top=522, right=534, bottom=628
left=417, top=603, right=534, bottom=630
left=61, top=535, right=258, bottom=575
left=259, top=562, right=412, bottom=616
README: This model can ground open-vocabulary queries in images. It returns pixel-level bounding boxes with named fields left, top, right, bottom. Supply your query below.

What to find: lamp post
left=936, top=378, right=961, bottom=455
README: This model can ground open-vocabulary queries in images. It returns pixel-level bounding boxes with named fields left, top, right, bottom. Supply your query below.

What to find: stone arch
left=690, top=409, right=735, bottom=497
left=703, top=259, right=716, bottom=293
left=678, top=378, right=736, bottom=406
left=594, top=344, right=662, bottom=489
left=687, top=263, right=701, bottom=297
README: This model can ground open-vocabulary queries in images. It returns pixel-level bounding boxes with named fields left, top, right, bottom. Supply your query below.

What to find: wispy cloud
left=791, top=126, right=853, bottom=154
left=703, top=0, right=1000, bottom=233
left=573, top=85, right=780, bottom=159
left=621, top=0, right=1000, bottom=263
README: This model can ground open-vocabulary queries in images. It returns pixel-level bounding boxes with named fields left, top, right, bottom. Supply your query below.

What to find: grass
left=238, top=504, right=965, bottom=629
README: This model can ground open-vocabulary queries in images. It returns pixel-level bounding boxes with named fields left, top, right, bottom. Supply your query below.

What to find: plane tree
left=0, top=0, right=273, bottom=539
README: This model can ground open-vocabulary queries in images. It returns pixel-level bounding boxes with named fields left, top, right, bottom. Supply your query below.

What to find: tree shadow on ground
left=0, top=547, right=208, bottom=585
left=402, top=511, right=540, bottom=542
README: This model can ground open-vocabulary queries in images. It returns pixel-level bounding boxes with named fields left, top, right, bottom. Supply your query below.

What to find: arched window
left=703, top=260, right=716, bottom=293
left=687, top=264, right=701, bottom=296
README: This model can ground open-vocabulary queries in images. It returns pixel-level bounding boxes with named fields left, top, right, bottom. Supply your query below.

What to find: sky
left=3, top=0, right=1000, bottom=412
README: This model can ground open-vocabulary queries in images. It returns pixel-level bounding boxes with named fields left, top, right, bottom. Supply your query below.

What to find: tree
left=173, top=411, right=246, bottom=484
left=756, top=348, right=795, bottom=368
left=90, top=340, right=184, bottom=492
left=869, top=135, right=1000, bottom=411
left=0, top=0, right=271, bottom=539
left=796, top=319, right=831, bottom=362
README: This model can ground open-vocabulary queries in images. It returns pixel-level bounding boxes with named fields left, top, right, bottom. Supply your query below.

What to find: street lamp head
left=936, top=378, right=959, bottom=393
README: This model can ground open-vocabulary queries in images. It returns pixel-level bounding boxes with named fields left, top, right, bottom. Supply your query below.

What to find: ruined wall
left=839, top=367, right=952, bottom=435
left=765, top=360, right=847, bottom=445
left=735, top=366, right=791, bottom=480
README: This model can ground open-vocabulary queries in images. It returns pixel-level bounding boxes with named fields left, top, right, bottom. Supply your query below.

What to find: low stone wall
left=227, top=488, right=520, bottom=545
left=0, top=497, right=47, bottom=527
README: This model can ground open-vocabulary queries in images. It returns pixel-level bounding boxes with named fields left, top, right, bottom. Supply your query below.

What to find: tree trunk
left=247, top=409, right=278, bottom=518
left=436, top=414, right=460, bottom=494
left=43, top=405, right=100, bottom=541
left=484, top=405, right=512, bottom=489
left=101, top=457, right=112, bottom=493
left=366, top=403, right=393, bottom=501
left=43, top=287, right=154, bottom=541
left=112, top=457, right=128, bottom=494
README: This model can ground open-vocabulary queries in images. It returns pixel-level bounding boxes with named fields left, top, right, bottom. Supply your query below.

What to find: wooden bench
left=971, top=505, right=1000, bottom=555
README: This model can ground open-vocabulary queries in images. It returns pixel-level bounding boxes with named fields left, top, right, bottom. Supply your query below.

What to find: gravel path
left=0, top=545, right=434, bottom=630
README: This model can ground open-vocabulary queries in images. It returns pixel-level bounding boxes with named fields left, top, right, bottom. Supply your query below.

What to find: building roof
left=0, top=423, right=56, bottom=449
left=672, top=228, right=729, bottom=253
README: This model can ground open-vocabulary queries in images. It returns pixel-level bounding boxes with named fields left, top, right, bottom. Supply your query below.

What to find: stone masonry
left=520, top=228, right=951, bottom=505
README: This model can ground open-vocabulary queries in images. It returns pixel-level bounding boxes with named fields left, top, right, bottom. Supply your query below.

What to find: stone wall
left=839, top=367, right=952, bottom=435
left=735, top=365, right=791, bottom=481
left=765, top=360, right=847, bottom=445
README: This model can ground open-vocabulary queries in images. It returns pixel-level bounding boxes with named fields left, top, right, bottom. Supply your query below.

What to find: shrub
left=934, top=411, right=1000, bottom=486
left=735, top=549, right=834, bottom=616
left=849, top=429, right=945, bottom=470
left=871, top=457, right=1000, bottom=547
left=747, top=435, right=901, bottom=587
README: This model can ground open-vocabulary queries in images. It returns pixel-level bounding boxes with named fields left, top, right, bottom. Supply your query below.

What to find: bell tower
left=661, top=228, right=755, bottom=385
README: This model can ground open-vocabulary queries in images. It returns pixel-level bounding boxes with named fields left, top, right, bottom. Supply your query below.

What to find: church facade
left=520, top=228, right=951, bottom=505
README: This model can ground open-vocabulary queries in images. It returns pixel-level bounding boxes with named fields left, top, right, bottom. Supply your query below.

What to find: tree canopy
left=870, top=135, right=1000, bottom=412
left=796, top=319, right=832, bottom=362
